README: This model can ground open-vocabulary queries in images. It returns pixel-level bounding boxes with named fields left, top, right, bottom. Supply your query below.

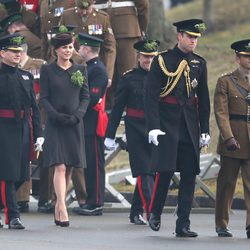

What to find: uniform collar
left=174, top=45, right=192, bottom=59
left=0, top=62, right=18, bottom=73
left=86, top=56, right=99, bottom=65
left=238, top=66, right=250, bottom=84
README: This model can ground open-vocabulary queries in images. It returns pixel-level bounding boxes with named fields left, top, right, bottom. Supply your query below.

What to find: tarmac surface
left=0, top=202, right=249, bottom=250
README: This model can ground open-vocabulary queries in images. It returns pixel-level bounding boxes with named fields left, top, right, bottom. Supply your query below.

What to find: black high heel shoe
left=54, top=211, right=60, bottom=226
left=59, top=220, right=70, bottom=227
left=58, top=212, right=69, bottom=227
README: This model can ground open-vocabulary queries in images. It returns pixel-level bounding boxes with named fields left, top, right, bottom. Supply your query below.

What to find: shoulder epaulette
left=122, top=69, right=134, bottom=76
left=220, top=71, right=233, bottom=77
left=193, top=52, right=206, bottom=61
left=158, top=49, right=168, bottom=55
left=94, top=9, right=108, bottom=16
left=63, top=7, right=76, bottom=14
left=31, top=58, right=46, bottom=64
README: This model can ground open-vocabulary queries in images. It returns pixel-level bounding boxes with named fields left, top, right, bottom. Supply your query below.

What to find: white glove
left=104, top=137, right=116, bottom=150
left=199, top=133, right=210, bottom=148
left=148, top=129, right=166, bottom=146
left=34, top=137, right=44, bottom=152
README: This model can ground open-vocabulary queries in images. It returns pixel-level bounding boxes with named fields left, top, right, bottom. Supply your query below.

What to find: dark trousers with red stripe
left=0, top=181, right=20, bottom=225
left=84, top=135, right=105, bottom=206
left=130, top=174, right=154, bottom=220
left=149, top=170, right=196, bottom=231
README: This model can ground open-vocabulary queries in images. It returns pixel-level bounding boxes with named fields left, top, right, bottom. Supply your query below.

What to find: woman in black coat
left=40, top=32, right=89, bottom=227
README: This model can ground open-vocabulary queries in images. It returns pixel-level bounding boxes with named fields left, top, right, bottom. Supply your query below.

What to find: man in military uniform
left=0, top=33, right=43, bottom=229
left=214, top=39, right=250, bottom=239
left=94, top=0, right=149, bottom=108
left=0, top=0, right=40, bottom=38
left=104, top=39, right=159, bottom=224
left=16, top=41, right=46, bottom=213
left=60, top=0, right=116, bottom=86
left=72, top=33, right=108, bottom=216
left=145, top=19, right=210, bottom=237
left=0, top=12, right=41, bottom=58
left=39, top=0, right=74, bottom=60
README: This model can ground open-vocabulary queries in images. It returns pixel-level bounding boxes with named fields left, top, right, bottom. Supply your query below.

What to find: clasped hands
left=50, top=111, right=79, bottom=126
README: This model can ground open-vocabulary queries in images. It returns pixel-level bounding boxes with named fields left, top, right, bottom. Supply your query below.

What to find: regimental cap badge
left=51, top=25, right=76, bottom=35
left=10, top=35, right=24, bottom=46
left=76, top=0, right=94, bottom=9
left=245, top=42, right=250, bottom=52
left=173, top=19, right=206, bottom=37
left=59, top=25, right=68, bottom=33
left=231, top=39, right=250, bottom=55
left=0, top=33, right=25, bottom=51
left=194, top=23, right=206, bottom=33
left=133, top=39, right=160, bottom=56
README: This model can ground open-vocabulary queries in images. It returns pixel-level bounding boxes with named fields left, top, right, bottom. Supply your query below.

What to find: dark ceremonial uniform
left=16, top=56, right=46, bottom=210
left=106, top=66, right=154, bottom=220
left=145, top=46, right=210, bottom=231
left=0, top=62, right=42, bottom=225
left=83, top=57, right=108, bottom=207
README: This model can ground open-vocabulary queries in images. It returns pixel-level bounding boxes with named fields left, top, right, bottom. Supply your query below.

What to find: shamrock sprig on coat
left=71, top=70, right=86, bottom=87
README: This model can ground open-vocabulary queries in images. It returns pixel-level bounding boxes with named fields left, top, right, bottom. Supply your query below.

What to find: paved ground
left=0, top=203, right=249, bottom=250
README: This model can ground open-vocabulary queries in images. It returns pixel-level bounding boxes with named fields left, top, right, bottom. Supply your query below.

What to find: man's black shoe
left=72, top=204, right=86, bottom=214
left=216, top=227, right=233, bottom=237
left=246, top=226, right=250, bottom=238
left=37, top=202, right=54, bottom=214
left=148, top=213, right=161, bottom=231
left=0, top=216, right=3, bottom=228
left=72, top=204, right=103, bottom=216
left=176, top=227, right=198, bottom=237
left=130, top=214, right=147, bottom=225
left=8, top=218, right=25, bottom=229
left=17, top=201, right=29, bottom=213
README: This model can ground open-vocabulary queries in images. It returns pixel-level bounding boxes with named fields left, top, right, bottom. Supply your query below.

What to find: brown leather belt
left=229, top=114, right=250, bottom=122
left=0, top=109, right=24, bottom=118
left=126, top=108, right=145, bottom=118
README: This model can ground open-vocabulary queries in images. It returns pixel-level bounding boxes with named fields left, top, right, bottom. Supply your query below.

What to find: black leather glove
left=225, top=137, right=240, bottom=151
left=67, top=115, right=79, bottom=126
left=56, top=113, right=71, bottom=126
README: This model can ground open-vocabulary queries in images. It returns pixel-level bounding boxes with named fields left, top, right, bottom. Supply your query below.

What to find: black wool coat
left=40, top=61, right=89, bottom=168
left=0, top=63, right=42, bottom=181
left=145, top=46, right=210, bottom=174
